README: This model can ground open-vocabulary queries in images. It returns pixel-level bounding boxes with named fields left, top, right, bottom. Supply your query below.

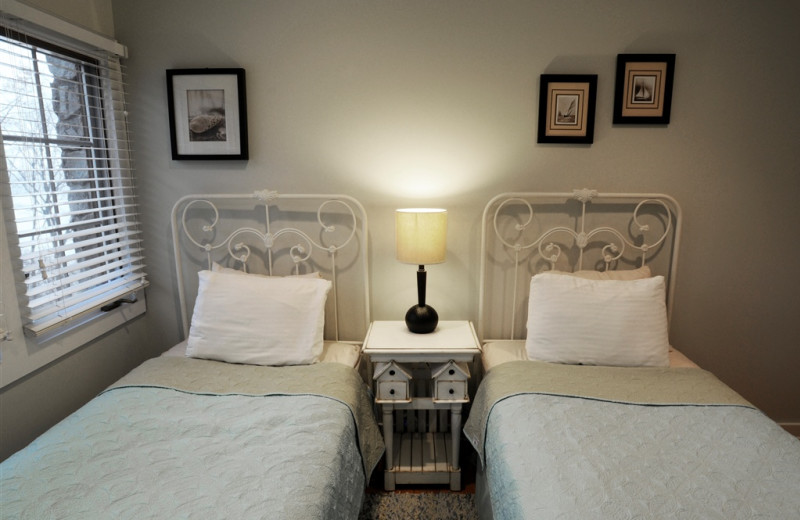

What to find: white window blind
left=0, top=25, right=147, bottom=338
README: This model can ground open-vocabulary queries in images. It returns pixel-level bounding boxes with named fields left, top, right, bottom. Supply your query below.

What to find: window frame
left=0, top=19, right=145, bottom=388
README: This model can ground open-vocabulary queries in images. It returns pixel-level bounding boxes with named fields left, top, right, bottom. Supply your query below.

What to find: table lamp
left=395, top=208, right=447, bottom=333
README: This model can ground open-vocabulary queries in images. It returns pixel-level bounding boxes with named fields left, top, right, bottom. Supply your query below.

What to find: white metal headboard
left=478, top=189, right=682, bottom=341
left=170, top=189, right=370, bottom=343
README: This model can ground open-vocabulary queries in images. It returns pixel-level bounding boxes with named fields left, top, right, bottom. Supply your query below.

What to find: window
left=0, top=27, right=146, bottom=339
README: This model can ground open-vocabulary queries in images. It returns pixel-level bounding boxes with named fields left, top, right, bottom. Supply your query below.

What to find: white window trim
left=0, top=0, right=126, bottom=57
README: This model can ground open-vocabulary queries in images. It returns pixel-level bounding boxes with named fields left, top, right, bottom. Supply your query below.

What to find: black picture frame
left=537, top=74, right=597, bottom=144
left=613, top=54, right=675, bottom=125
left=166, top=68, right=249, bottom=160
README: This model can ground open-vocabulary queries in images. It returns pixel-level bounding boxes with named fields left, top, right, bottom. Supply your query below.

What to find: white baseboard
left=779, top=422, right=800, bottom=438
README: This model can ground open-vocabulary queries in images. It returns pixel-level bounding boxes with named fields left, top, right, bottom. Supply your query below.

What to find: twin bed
left=3, top=188, right=799, bottom=519
left=464, top=190, right=800, bottom=519
left=1, top=191, right=383, bottom=519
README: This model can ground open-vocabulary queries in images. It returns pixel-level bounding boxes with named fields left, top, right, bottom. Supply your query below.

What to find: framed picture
left=166, top=68, right=249, bottom=160
left=613, top=54, right=675, bottom=124
left=537, top=74, right=597, bottom=144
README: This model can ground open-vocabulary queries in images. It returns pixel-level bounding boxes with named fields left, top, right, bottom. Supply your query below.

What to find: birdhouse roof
left=373, top=360, right=412, bottom=380
left=431, top=360, right=469, bottom=379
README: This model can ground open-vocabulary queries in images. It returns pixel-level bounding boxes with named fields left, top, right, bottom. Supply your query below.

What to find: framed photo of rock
left=167, top=68, right=248, bottom=160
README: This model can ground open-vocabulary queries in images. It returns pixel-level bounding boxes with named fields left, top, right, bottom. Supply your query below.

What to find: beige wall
left=3, top=0, right=799, bottom=460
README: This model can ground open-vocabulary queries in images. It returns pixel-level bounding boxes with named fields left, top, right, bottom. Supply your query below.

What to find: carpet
left=359, top=439, right=479, bottom=519
left=358, top=490, right=478, bottom=520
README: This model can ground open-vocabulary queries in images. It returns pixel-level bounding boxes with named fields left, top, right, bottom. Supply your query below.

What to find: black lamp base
left=405, top=304, right=439, bottom=334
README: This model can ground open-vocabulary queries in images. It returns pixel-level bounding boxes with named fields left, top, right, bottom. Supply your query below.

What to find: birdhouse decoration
left=431, top=361, right=469, bottom=402
left=374, top=361, right=412, bottom=403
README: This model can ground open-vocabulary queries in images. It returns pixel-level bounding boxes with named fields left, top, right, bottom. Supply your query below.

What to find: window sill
left=0, top=289, right=146, bottom=389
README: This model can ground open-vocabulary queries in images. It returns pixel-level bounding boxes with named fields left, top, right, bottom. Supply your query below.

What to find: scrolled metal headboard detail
left=479, top=189, right=682, bottom=341
left=170, top=190, right=369, bottom=343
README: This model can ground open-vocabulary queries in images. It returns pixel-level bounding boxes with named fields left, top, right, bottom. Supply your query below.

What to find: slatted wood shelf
left=386, top=432, right=460, bottom=489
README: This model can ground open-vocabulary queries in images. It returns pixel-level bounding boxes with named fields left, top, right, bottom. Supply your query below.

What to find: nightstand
left=363, top=320, right=481, bottom=491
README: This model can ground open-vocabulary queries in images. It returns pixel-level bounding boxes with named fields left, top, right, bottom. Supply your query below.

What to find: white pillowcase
left=187, top=270, right=331, bottom=365
left=525, top=272, right=669, bottom=367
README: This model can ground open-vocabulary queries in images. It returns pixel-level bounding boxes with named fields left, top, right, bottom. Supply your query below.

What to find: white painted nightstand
left=363, top=320, right=481, bottom=491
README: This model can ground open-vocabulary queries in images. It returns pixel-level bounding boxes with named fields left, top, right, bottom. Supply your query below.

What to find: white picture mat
left=171, top=73, right=242, bottom=155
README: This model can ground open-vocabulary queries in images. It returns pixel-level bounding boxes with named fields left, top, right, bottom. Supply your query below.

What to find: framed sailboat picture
left=613, top=54, right=675, bottom=124
left=537, top=74, right=597, bottom=144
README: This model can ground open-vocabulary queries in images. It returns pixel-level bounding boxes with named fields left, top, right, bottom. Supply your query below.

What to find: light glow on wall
left=322, top=97, right=512, bottom=199
left=344, top=142, right=500, bottom=199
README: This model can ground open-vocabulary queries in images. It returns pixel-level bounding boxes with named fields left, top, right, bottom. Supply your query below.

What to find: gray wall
left=3, top=0, right=799, bottom=460
left=110, top=0, right=799, bottom=424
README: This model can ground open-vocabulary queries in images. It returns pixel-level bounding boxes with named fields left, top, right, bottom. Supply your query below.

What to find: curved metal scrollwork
left=179, top=195, right=358, bottom=273
left=492, top=197, right=534, bottom=252
left=316, top=199, right=358, bottom=254
left=479, top=189, right=680, bottom=341
left=491, top=191, right=671, bottom=271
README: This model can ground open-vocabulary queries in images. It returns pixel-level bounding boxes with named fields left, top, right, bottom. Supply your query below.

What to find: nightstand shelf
left=389, top=432, right=455, bottom=486
left=363, top=320, right=481, bottom=491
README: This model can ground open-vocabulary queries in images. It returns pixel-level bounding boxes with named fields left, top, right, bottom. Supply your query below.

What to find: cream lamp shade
left=395, top=209, right=447, bottom=265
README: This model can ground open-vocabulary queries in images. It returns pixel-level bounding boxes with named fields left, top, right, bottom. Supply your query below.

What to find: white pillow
left=525, top=272, right=669, bottom=367
left=187, top=270, right=331, bottom=365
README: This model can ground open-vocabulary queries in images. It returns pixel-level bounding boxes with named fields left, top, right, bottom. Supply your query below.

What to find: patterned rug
left=358, top=490, right=478, bottom=520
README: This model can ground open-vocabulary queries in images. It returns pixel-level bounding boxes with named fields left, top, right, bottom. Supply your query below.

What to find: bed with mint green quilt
left=1, top=357, right=384, bottom=520
left=464, top=361, right=800, bottom=520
